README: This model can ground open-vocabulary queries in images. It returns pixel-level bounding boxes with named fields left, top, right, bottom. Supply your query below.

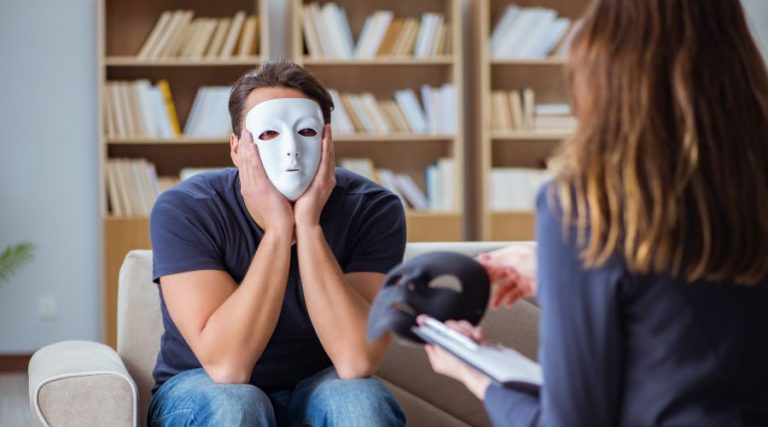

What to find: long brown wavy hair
left=553, top=0, right=768, bottom=285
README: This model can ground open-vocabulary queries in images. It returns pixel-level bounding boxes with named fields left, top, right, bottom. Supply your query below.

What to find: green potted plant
left=0, top=242, right=36, bottom=284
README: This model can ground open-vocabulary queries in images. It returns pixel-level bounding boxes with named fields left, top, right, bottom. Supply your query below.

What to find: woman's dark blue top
left=483, top=184, right=768, bottom=426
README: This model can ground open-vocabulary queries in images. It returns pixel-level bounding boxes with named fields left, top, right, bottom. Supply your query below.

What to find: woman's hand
left=418, top=316, right=492, bottom=400
left=294, top=124, right=336, bottom=227
left=477, top=245, right=537, bottom=309
left=236, top=129, right=294, bottom=233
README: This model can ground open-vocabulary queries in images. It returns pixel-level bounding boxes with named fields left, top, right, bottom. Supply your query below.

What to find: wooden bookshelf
left=105, top=57, right=263, bottom=67
left=478, top=0, right=588, bottom=240
left=292, top=0, right=466, bottom=242
left=99, top=0, right=269, bottom=347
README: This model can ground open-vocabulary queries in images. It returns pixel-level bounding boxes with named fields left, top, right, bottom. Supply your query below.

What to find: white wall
left=0, top=0, right=100, bottom=352
left=744, top=0, right=768, bottom=65
left=0, top=0, right=766, bottom=354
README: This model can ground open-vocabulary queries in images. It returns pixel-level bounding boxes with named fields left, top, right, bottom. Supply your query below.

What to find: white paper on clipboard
left=412, top=317, right=543, bottom=393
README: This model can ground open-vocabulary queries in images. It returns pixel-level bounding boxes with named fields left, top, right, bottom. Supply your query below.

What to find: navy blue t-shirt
left=149, top=167, right=406, bottom=392
left=483, top=183, right=768, bottom=426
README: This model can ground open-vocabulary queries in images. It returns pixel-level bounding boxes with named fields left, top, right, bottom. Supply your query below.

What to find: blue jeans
left=147, top=367, right=407, bottom=426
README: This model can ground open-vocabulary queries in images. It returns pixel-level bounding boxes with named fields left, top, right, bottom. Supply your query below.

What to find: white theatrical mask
left=245, top=97, right=324, bottom=201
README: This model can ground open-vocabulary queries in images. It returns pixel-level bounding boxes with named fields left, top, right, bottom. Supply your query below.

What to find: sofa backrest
left=116, top=250, right=160, bottom=424
left=115, top=242, right=539, bottom=427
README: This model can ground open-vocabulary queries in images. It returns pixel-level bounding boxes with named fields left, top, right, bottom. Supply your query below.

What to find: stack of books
left=490, top=4, right=574, bottom=59
left=491, top=89, right=575, bottom=134
left=105, top=81, right=233, bottom=139
left=302, top=3, right=450, bottom=58
left=136, top=10, right=259, bottom=60
left=533, top=104, right=577, bottom=134
left=104, top=80, right=180, bottom=139
left=330, top=85, right=456, bottom=135
left=105, top=158, right=179, bottom=217
left=183, top=86, right=233, bottom=137
left=340, top=158, right=456, bottom=212
left=489, top=167, right=552, bottom=211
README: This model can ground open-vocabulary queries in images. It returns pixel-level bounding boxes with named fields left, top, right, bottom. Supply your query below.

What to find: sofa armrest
left=28, top=340, right=138, bottom=427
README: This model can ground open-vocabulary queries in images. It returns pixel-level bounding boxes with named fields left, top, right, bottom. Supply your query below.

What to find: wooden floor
left=0, top=373, right=35, bottom=427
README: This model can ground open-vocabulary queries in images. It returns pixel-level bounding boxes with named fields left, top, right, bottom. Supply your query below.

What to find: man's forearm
left=295, top=223, right=389, bottom=378
left=197, top=230, right=292, bottom=382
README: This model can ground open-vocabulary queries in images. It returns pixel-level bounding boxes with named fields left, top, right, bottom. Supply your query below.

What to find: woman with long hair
left=424, top=0, right=768, bottom=425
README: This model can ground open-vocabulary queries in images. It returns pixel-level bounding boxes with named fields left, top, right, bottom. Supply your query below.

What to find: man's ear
left=229, top=132, right=240, bottom=167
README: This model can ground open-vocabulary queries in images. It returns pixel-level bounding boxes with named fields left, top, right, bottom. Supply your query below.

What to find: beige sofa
left=28, top=242, right=539, bottom=427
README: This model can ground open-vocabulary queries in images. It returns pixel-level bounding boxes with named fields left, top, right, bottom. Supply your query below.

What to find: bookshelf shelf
left=106, top=134, right=456, bottom=144
left=107, top=137, right=228, bottom=144
left=490, top=58, right=566, bottom=66
left=302, top=56, right=454, bottom=66
left=333, top=133, right=455, bottom=142
left=478, top=0, right=588, bottom=240
left=106, top=56, right=262, bottom=67
left=491, top=131, right=572, bottom=141
left=488, top=211, right=536, bottom=241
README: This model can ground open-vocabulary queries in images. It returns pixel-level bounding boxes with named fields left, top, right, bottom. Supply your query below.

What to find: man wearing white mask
left=147, top=60, right=407, bottom=426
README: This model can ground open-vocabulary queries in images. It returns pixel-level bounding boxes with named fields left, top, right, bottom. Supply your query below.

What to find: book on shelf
left=491, top=89, right=576, bottom=134
left=237, top=16, right=260, bottom=58
left=339, top=157, right=455, bottom=212
left=220, top=11, right=247, bottom=58
left=339, top=158, right=380, bottom=182
left=105, top=158, right=178, bottom=217
left=135, top=10, right=259, bottom=60
left=105, top=161, right=230, bottom=217
left=490, top=4, right=574, bottom=59
left=490, top=167, right=552, bottom=211
left=356, top=10, right=394, bottom=58
left=183, top=86, right=232, bottom=137
left=105, top=80, right=181, bottom=139
left=301, top=2, right=450, bottom=59
left=328, top=85, right=455, bottom=135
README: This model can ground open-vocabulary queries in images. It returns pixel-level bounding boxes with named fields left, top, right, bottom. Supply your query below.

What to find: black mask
left=366, top=251, right=490, bottom=344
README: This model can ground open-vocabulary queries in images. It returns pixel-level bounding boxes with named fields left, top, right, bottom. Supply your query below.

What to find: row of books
left=106, top=157, right=458, bottom=216
left=330, top=85, right=456, bottom=135
left=303, top=3, right=450, bottom=59
left=184, top=86, right=233, bottom=137
left=137, top=10, right=259, bottom=60
left=105, top=158, right=179, bottom=217
left=341, top=158, right=456, bottom=212
left=105, top=79, right=459, bottom=139
left=489, top=167, right=552, bottom=211
left=491, top=89, right=576, bottom=133
left=490, top=5, right=574, bottom=59
left=104, top=80, right=180, bottom=139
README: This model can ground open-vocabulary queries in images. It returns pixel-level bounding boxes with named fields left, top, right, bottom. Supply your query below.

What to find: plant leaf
left=0, top=242, right=36, bottom=284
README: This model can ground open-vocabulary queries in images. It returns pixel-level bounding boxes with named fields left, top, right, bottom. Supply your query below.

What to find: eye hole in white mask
left=428, top=274, right=463, bottom=293
left=259, top=130, right=279, bottom=140
left=259, top=128, right=317, bottom=140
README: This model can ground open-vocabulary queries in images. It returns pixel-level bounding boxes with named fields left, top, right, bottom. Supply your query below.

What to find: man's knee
left=307, top=377, right=406, bottom=425
left=149, top=370, right=276, bottom=426
left=194, top=383, right=275, bottom=425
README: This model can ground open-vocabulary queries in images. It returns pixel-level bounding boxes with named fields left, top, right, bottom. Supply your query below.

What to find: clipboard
left=412, top=316, right=542, bottom=394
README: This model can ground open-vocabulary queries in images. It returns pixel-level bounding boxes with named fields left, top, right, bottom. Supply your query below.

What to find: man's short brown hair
left=228, top=59, right=334, bottom=135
